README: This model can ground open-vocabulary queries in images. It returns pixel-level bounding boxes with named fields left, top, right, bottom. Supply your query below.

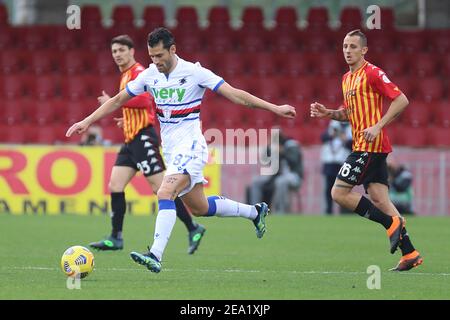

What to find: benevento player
left=311, top=29, right=422, bottom=271
left=66, top=27, right=296, bottom=273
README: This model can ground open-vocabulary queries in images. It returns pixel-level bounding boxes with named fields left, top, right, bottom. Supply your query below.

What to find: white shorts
left=163, top=141, right=208, bottom=197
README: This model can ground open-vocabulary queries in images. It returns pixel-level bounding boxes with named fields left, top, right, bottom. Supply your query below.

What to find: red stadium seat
left=0, top=124, right=8, bottom=142
left=370, top=7, right=395, bottom=31
left=268, top=32, right=300, bottom=53
left=61, top=76, right=93, bottom=100
left=212, top=52, right=246, bottom=78
left=79, top=29, right=109, bottom=51
left=241, top=6, right=264, bottom=32
left=30, top=50, right=57, bottom=75
left=253, top=77, right=283, bottom=103
left=61, top=50, right=89, bottom=75
left=416, top=77, right=445, bottom=102
left=431, top=101, right=450, bottom=127
left=408, top=53, right=437, bottom=77
left=100, top=125, right=125, bottom=144
left=226, top=75, right=256, bottom=92
left=4, top=99, right=26, bottom=125
left=365, top=30, right=397, bottom=53
left=426, top=126, right=450, bottom=147
left=316, top=76, right=342, bottom=104
left=400, top=101, right=431, bottom=127
left=62, top=100, right=93, bottom=124
left=91, top=51, right=116, bottom=75
left=174, top=6, right=199, bottom=31
left=392, top=76, right=415, bottom=99
left=238, top=31, right=266, bottom=52
left=3, top=123, right=29, bottom=144
left=142, top=6, right=165, bottom=30
left=0, top=27, right=16, bottom=48
left=300, top=30, right=334, bottom=52
left=204, top=28, right=235, bottom=53
left=427, top=30, right=450, bottom=54
left=374, top=52, right=407, bottom=77
left=30, top=75, right=60, bottom=99
left=283, top=76, right=316, bottom=104
left=53, top=26, right=81, bottom=50
left=396, top=31, right=427, bottom=53
left=2, top=75, right=32, bottom=98
left=277, top=53, right=311, bottom=76
left=247, top=52, right=276, bottom=76
left=306, top=7, right=330, bottom=31
left=29, top=100, right=61, bottom=125
left=81, top=5, right=102, bottom=28
left=275, top=7, right=298, bottom=30
left=97, top=77, right=120, bottom=97
left=112, top=5, right=135, bottom=28
left=339, top=7, right=362, bottom=31
left=207, top=6, right=230, bottom=29
left=0, top=3, right=8, bottom=26
left=394, top=125, right=427, bottom=147
left=0, top=49, right=27, bottom=74
left=311, top=53, right=344, bottom=76
left=175, top=34, right=202, bottom=54
left=20, top=26, right=50, bottom=50
left=442, top=53, right=450, bottom=77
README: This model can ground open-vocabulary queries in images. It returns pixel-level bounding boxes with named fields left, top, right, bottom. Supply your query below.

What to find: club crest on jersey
left=163, top=108, right=172, bottom=119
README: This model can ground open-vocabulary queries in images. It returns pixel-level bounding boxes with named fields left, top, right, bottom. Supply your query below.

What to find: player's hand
left=66, top=119, right=90, bottom=137
left=275, top=105, right=296, bottom=118
left=114, top=117, right=124, bottom=128
left=362, top=124, right=381, bottom=142
left=310, top=102, right=329, bottom=118
left=97, top=90, right=111, bottom=105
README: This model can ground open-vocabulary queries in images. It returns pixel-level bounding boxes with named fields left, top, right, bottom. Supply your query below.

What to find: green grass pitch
left=1, top=213, right=449, bottom=300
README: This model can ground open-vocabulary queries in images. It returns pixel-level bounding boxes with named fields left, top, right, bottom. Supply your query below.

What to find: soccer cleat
left=387, top=216, right=405, bottom=254
left=188, top=224, right=206, bottom=255
left=130, top=247, right=161, bottom=273
left=89, top=236, right=123, bottom=251
left=390, top=250, right=423, bottom=272
left=253, top=202, right=270, bottom=239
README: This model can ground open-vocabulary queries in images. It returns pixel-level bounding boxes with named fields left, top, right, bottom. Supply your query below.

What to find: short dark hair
left=346, top=29, right=367, bottom=47
left=147, top=27, right=175, bottom=49
left=111, top=35, right=134, bottom=48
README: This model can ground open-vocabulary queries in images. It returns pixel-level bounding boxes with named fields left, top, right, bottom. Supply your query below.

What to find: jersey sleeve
left=368, top=68, right=402, bottom=100
left=126, top=68, right=149, bottom=97
left=193, top=63, right=224, bottom=92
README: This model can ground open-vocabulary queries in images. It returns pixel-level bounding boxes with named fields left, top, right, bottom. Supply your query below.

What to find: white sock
left=150, top=200, right=177, bottom=261
left=213, top=197, right=258, bottom=220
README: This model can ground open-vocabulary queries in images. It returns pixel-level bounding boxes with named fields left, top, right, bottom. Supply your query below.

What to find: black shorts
left=337, top=151, right=389, bottom=192
left=114, top=126, right=166, bottom=177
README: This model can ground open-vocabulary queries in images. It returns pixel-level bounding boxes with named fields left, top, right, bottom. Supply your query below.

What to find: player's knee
left=108, top=180, right=125, bottom=193
left=157, top=188, right=175, bottom=200
left=331, top=187, right=347, bottom=204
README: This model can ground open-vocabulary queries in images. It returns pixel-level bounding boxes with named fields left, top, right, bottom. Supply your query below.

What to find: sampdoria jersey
left=119, top=62, right=156, bottom=143
left=342, top=60, right=402, bottom=153
left=125, top=56, right=224, bottom=152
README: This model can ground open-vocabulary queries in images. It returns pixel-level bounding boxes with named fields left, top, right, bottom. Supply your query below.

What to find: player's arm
left=310, top=102, right=349, bottom=122
left=216, top=82, right=296, bottom=119
left=377, top=93, right=409, bottom=128
left=66, top=89, right=132, bottom=137
left=361, top=93, right=408, bottom=143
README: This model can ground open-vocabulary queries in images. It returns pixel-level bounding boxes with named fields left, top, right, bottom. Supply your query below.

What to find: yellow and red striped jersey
left=342, top=61, right=401, bottom=153
left=119, top=62, right=155, bottom=143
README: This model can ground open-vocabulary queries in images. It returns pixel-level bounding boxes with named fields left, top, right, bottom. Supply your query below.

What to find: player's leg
left=130, top=173, right=190, bottom=272
left=331, top=152, right=405, bottom=254
left=181, top=183, right=270, bottom=239
left=89, top=165, right=136, bottom=251
left=367, top=183, right=423, bottom=271
left=145, top=171, right=206, bottom=254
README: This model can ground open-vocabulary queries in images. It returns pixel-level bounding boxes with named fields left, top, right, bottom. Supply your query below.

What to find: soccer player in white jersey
left=66, top=27, right=296, bottom=273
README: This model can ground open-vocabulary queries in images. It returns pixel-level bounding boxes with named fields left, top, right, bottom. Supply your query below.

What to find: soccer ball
left=60, top=246, right=95, bottom=279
